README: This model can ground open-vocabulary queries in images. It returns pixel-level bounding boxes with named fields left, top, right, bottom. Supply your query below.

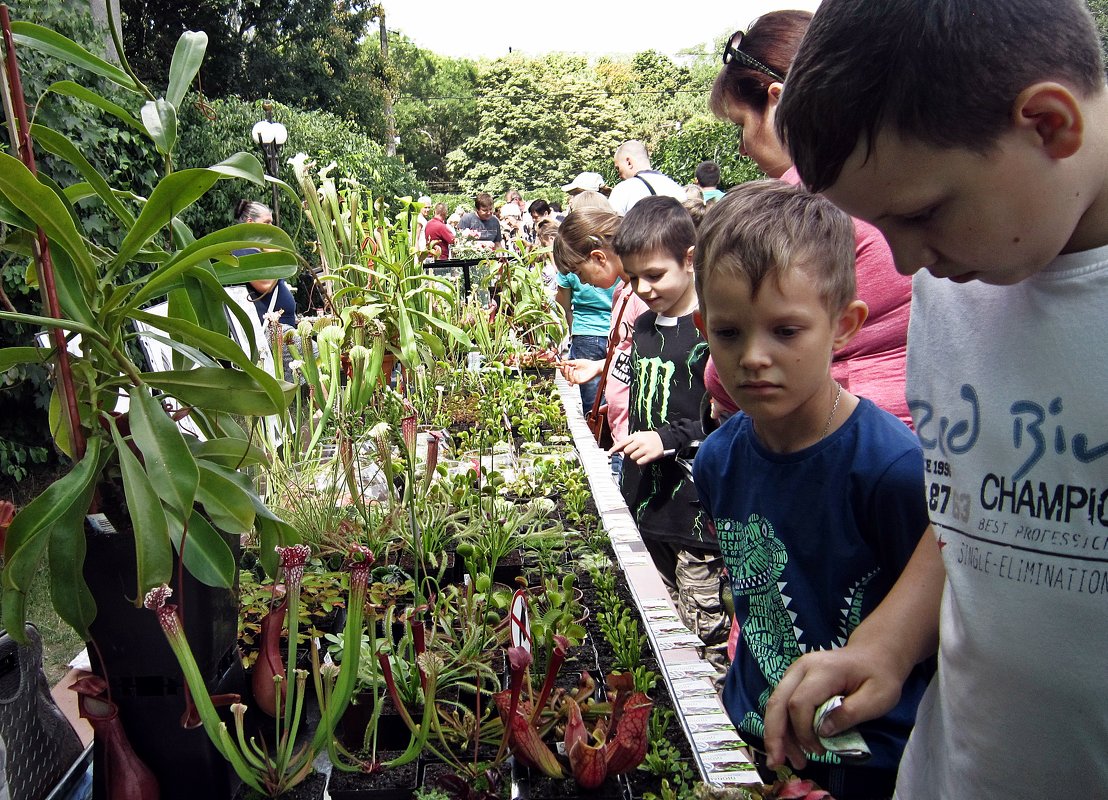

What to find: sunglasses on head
left=722, top=30, right=785, bottom=82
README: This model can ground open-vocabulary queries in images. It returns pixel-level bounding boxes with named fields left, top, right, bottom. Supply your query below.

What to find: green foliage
left=120, top=0, right=374, bottom=113
left=447, top=55, right=626, bottom=196
left=1090, top=0, right=1108, bottom=63
left=1, top=0, right=161, bottom=468
left=175, top=95, right=421, bottom=261
left=652, top=117, right=765, bottom=188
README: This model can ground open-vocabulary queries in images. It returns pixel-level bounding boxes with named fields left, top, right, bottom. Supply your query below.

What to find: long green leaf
left=141, top=99, right=178, bottom=156
left=11, top=22, right=138, bottom=91
left=133, top=310, right=293, bottom=414
left=0, top=153, right=96, bottom=286
left=128, top=386, right=199, bottom=517
left=165, top=508, right=235, bottom=589
left=125, top=222, right=297, bottom=309
left=250, top=496, right=300, bottom=579
left=31, top=124, right=135, bottom=225
left=196, top=462, right=255, bottom=533
left=166, top=31, right=208, bottom=108
left=109, top=421, right=173, bottom=597
left=1, top=436, right=104, bottom=640
left=0, top=347, right=46, bottom=372
left=0, top=310, right=101, bottom=340
left=42, top=80, right=144, bottom=132
left=144, top=368, right=293, bottom=417
left=112, top=161, right=258, bottom=272
left=191, top=437, right=268, bottom=469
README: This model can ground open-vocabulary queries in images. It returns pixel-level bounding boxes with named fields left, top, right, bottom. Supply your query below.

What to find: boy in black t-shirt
left=611, top=196, right=728, bottom=662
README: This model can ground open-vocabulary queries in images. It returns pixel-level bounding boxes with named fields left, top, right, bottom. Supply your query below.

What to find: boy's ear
left=684, top=245, right=696, bottom=271
left=1012, top=82, right=1083, bottom=159
left=833, top=300, right=869, bottom=350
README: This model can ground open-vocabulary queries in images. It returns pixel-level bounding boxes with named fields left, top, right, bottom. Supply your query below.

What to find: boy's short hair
left=777, top=0, right=1105, bottom=193
left=475, top=192, right=494, bottom=211
left=529, top=198, right=552, bottom=217
left=695, top=180, right=855, bottom=313
left=695, top=160, right=721, bottom=187
left=613, top=196, right=695, bottom=267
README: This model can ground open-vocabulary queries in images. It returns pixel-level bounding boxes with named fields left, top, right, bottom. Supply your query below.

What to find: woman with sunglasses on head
left=711, top=10, right=913, bottom=430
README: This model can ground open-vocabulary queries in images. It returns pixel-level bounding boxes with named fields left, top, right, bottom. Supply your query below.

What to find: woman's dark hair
left=777, top=0, right=1105, bottom=192
left=710, top=10, right=812, bottom=117
left=235, top=199, right=271, bottom=224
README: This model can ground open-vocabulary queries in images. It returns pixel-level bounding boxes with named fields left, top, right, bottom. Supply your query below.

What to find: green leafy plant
left=0, top=12, right=304, bottom=640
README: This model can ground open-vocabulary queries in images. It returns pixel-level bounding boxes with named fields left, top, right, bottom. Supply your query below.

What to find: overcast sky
left=384, top=1, right=822, bottom=61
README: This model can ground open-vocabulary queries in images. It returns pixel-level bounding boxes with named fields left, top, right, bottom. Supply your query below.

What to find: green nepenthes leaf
left=11, top=22, right=139, bottom=91
left=250, top=495, right=301, bottom=579
left=127, top=385, right=199, bottom=517
left=109, top=419, right=174, bottom=598
left=31, top=124, right=135, bottom=226
left=124, top=222, right=297, bottom=309
left=0, top=346, right=46, bottom=372
left=0, top=153, right=96, bottom=289
left=166, top=508, right=236, bottom=589
left=110, top=155, right=268, bottom=272
left=133, top=310, right=294, bottom=415
left=165, top=31, right=208, bottom=109
left=191, top=437, right=268, bottom=469
left=141, top=98, right=178, bottom=155
left=144, top=368, right=293, bottom=417
left=0, top=436, right=105, bottom=640
left=41, top=80, right=145, bottom=133
left=195, top=462, right=255, bottom=533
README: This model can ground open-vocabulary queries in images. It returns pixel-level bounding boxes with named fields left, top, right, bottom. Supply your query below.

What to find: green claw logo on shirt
left=633, top=356, right=675, bottom=429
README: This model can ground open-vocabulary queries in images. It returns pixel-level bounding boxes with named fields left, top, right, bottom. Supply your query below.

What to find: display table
left=554, top=375, right=761, bottom=787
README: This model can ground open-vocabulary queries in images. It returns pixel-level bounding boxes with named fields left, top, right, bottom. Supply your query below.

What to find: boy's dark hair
left=695, top=161, right=721, bottom=188
left=694, top=180, right=855, bottom=314
left=530, top=198, right=551, bottom=217
left=613, top=196, right=696, bottom=267
left=710, top=10, right=811, bottom=118
left=776, top=0, right=1105, bottom=193
left=475, top=192, right=494, bottom=211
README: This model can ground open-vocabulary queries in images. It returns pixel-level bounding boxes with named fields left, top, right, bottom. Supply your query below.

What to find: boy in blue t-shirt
left=692, top=181, right=931, bottom=798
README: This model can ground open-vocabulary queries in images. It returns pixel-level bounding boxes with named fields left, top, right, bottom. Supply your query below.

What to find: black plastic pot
left=83, top=517, right=243, bottom=800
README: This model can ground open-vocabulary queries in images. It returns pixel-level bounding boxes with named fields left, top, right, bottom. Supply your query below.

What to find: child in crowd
left=534, top=218, right=560, bottom=300
left=554, top=209, right=648, bottom=474
left=612, top=196, right=728, bottom=664
left=693, top=181, right=932, bottom=799
left=553, top=248, right=616, bottom=414
left=762, top=1, right=1108, bottom=796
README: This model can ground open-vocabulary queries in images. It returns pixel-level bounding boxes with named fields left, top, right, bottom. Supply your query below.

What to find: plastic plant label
left=509, top=588, right=531, bottom=652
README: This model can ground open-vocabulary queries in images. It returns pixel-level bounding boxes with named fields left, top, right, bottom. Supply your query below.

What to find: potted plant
left=0, top=11, right=300, bottom=798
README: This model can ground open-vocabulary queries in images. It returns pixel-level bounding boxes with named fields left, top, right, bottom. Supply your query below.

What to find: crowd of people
left=233, top=1, right=1108, bottom=795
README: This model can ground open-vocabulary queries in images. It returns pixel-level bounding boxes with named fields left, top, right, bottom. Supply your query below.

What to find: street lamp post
left=251, top=100, right=287, bottom=225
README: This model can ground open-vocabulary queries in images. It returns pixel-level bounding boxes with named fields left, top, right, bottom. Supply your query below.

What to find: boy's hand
left=609, top=431, right=665, bottom=464
left=762, top=643, right=906, bottom=770
left=764, top=530, right=946, bottom=770
left=560, top=358, right=603, bottom=385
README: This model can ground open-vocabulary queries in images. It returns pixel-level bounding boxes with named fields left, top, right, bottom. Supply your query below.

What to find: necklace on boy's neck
left=820, top=382, right=843, bottom=440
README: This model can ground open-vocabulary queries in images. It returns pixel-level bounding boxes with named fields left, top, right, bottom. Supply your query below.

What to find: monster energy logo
left=634, top=356, right=675, bottom=429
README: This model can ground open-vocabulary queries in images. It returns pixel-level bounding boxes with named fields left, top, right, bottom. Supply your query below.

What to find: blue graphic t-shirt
left=694, top=398, right=932, bottom=775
